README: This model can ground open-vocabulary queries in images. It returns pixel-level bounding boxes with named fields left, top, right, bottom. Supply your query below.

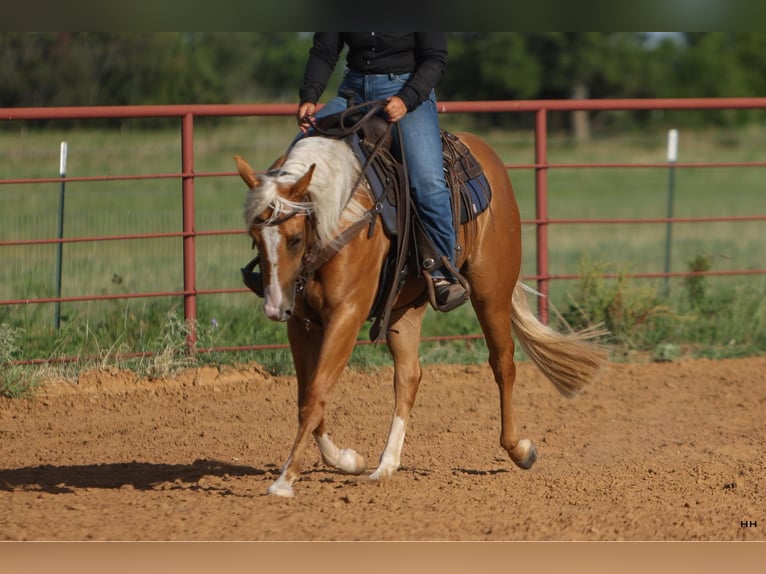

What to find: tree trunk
left=571, top=82, right=590, bottom=143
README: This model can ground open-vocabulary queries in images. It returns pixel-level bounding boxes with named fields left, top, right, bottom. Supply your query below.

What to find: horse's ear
left=234, top=155, right=259, bottom=189
left=290, top=164, right=316, bottom=199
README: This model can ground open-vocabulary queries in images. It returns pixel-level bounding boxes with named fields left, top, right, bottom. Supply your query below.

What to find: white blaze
left=261, top=226, right=283, bottom=319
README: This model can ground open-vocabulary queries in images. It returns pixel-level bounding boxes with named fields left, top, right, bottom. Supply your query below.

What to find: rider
left=297, top=32, right=467, bottom=312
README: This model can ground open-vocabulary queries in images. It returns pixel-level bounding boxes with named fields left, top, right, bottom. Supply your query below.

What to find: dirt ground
left=0, top=356, right=764, bottom=541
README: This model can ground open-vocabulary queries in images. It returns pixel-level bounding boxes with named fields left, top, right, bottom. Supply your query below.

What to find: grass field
left=1, top=115, right=765, bottom=385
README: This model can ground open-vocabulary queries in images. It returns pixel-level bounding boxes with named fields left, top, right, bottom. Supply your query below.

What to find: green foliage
left=5, top=33, right=766, bottom=131
left=669, top=254, right=766, bottom=356
left=442, top=33, right=542, bottom=102
left=556, top=258, right=674, bottom=348
left=134, top=310, right=196, bottom=378
left=0, top=324, right=38, bottom=398
left=1, top=33, right=221, bottom=112
left=0, top=32, right=310, bottom=125
left=683, top=254, right=713, bottom=311
left=557, top=256, right=766, bottom=361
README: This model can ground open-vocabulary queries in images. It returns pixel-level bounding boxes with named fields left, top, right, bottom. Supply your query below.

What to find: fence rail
left=2, top=98, right=766, bottom=362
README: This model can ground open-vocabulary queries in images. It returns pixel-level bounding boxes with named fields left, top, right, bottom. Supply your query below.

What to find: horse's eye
left=286, top=234, right=303, bottom=251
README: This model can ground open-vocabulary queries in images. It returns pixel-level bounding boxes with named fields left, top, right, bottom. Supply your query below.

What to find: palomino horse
left=236, top=131, right=606, bottom=497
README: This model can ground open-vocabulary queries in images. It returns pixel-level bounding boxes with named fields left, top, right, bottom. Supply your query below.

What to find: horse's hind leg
left=314, top=426, right=368, bottom=475
left=370, top=304, right=427, bottom=480
left=472, top=290, right=538, bottom=470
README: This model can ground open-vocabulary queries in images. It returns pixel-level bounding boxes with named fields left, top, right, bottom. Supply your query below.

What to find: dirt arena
left=0, top=356, right=763, bottom=541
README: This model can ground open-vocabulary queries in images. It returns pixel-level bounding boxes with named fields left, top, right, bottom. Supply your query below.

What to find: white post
left=663, top=129, right=678, bottom=296
left=55, top=141, right=68, bottom=329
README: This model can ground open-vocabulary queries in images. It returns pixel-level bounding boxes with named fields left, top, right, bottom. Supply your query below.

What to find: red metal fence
left=2, top=98, right=766, bottom=362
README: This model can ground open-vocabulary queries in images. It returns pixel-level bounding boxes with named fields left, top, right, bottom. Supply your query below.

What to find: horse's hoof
left=369, top=459, right=399, bottom=481
left=267, top=478, right=295, bottom=498
left=511, top=439, right=538, bottom=470
left=370, top=457, right=400, bottom=481
left=338, top=449, right=368, bottom=475
left=369, top=467, right=392, bottom=481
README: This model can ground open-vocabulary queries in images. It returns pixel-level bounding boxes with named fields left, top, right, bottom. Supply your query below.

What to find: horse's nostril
left=284, top=309, right=293, bottom=317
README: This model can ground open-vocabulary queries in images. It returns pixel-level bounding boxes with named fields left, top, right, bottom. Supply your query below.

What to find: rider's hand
left=384, top=96, right=407, bottom=123
left=297, top=102, right=316, bottom=133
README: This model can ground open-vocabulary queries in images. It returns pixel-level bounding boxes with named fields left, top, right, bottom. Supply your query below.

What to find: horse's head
left=237, top=155, right=316, bottom=322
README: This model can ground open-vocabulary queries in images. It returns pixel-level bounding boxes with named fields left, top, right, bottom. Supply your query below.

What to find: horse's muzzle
left=241, top=256, right=264, bottom=298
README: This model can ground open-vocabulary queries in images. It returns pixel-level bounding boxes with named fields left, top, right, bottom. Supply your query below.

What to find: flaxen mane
left=243, top=137, right=368, bottom=245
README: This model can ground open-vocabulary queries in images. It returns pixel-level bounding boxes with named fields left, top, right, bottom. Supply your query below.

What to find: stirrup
left=425, top=257, right=471, bottom=312
left=432, top=278, right=468, bottom=312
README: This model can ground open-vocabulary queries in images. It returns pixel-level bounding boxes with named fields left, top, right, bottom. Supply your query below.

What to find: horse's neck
left=300, top=183, right=386, bottom=286
left=313, top=181, right=370, bottom=248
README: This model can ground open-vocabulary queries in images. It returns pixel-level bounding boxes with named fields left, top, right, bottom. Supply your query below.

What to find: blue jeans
left=315, top=69, right=456, bottom=279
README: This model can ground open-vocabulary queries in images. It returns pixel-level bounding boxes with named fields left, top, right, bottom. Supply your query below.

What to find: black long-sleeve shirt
left=299, top=32, right=448, bottom=112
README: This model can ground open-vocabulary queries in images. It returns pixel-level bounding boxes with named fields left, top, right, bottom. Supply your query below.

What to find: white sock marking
left=371, top=416, right=407, bottom=480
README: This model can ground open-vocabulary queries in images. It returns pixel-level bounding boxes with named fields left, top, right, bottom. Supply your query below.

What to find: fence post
left=534, top=108, right=550, bottom=323
left=54, top=141, right=68, bottom=330
left=181, top=113, right=197, bottom=353
left=663, top=128, right=678, bottom=296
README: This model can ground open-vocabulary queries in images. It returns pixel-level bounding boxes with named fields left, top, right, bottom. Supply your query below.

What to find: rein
left=309, top=99, right=394, bottom=213
left=309, top=98, right=413, bottom=339
left=308, top=98, right=388, bottom=138
left=302, top=202, right=383, bottom=275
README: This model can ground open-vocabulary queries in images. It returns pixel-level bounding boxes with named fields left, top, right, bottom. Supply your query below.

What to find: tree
left=0, top=33, right=222, bottom=109
left=443, top=33, right=651, bottom=136
left=186, top=32, right=311, bottom=103
left=5, top=32, right=766, bottom=132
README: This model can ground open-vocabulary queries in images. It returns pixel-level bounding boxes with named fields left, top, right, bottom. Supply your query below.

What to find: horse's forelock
left=243, top=177, right=281, bottom=229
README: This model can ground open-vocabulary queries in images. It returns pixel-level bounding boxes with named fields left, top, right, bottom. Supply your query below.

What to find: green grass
left=0, top=324, right=40, bottom=397
left=1, top=117, right=765, bottom=384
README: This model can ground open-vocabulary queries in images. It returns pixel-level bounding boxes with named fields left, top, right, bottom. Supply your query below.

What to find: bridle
left=241, top=199, right=315, bottom=300
left=252, top=206, right=312, bottom=228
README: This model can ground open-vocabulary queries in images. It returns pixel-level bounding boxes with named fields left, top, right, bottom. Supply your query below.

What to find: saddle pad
left=459, top=173, right=491, bottom=224
left=346, top=130, right=492, bottom=236
left=346, top=133, right=399, bottom=234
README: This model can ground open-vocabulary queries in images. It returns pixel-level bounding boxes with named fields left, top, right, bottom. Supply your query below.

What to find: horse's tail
left=511, top=282, right=608, bottom=398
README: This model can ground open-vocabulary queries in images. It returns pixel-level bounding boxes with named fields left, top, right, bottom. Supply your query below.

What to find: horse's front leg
left=267, top=309, right=367, bottom=498
left=293, top=317, right=367, bottom=475
left=370, top=305, right=427, bottom=480
left=314, top=428, right=367, bottom=475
